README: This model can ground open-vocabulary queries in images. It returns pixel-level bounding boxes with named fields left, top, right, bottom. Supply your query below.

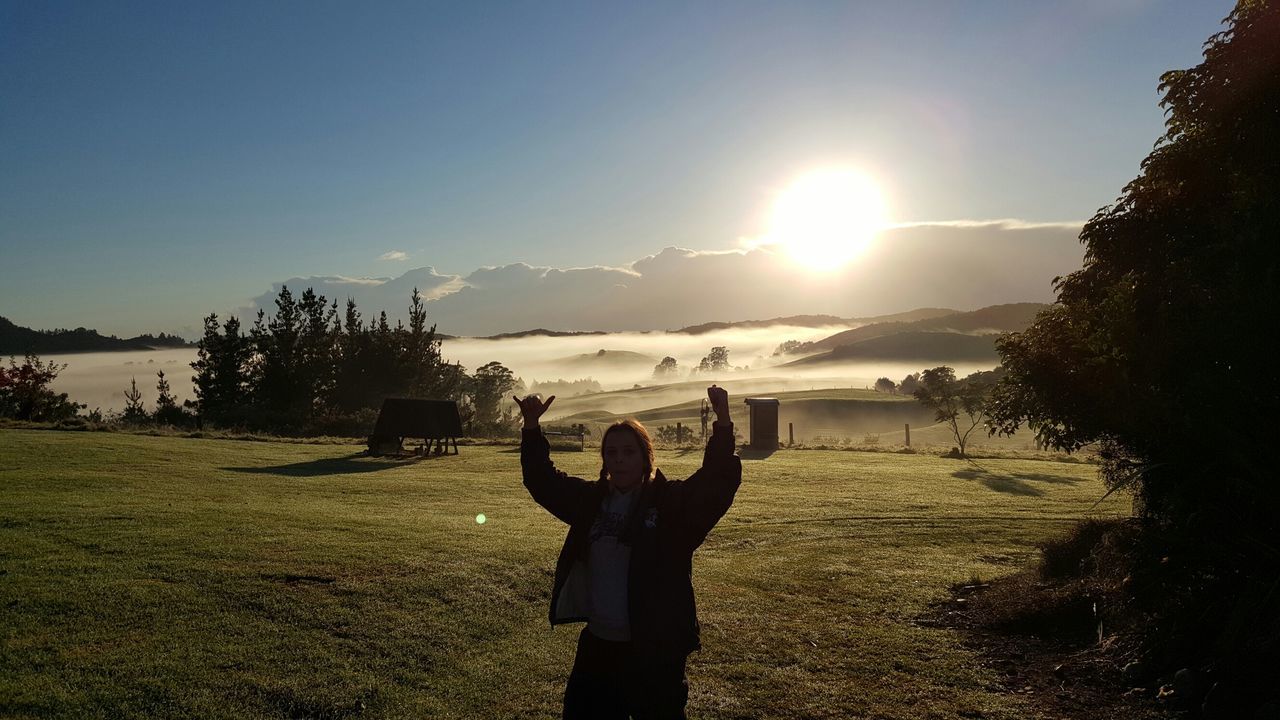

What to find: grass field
left=0, top=429, right=1129, bottom=719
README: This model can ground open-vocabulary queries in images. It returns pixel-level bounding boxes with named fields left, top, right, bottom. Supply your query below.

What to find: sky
left=0, top=0, right=1235, bottom=338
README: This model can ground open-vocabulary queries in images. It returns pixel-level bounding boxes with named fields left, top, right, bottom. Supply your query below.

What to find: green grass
left=0, top=429, right=1129, bottom=719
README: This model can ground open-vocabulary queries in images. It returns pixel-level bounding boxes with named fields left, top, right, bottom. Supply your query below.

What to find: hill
left=673, top=307, right=958, bottom=335
left=474, top=328, right=608, bottom=340
left=552, top=386, right=939, bottom=441
left=0, top=316, right=192, bottom=355
left=542, top=376, right=859, bottom=420
left=803, top=303, right=1046, bottom=353
left=783, top=331, right=1002, bottom=367
left=548, top=349, right=658, bottom=372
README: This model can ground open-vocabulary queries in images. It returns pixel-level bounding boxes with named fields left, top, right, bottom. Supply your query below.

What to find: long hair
left=599, top=419, right=656, bottom=483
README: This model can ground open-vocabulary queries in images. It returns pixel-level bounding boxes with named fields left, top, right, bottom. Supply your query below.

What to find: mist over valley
left=40, top=305, right=1034, bottom=446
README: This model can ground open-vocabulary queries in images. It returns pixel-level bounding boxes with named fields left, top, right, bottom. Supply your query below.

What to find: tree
left=653, top=356, right=679, bottom=380
left=697, top=346, right=730, bottom=374
left=153, top=370, right=187, bottom=426
left=913, top=366, right=991, bottom=457
left=250, top=286, right=306, bottom=429
left=404, top=287, right=452, bottom=399
left=191, top=314, right=251, bottom=427
left=470, top=361, right=519, bottom=429
left=332, top=298, right=367, bottom=412
left=772, top=339, right=805, bottom=356
left=296, top=288, right=337, bottom=418
left=985, top=3, right=1280, bottom=712
left=873, top=377, right=897, bottom=394
left=0, top=354, right=82, bottom=421
left=529, top=378, right=602, bottom=397
left=987, top=1, right=1280, bottom=514
left=121, top=377, right=148, bottom=425
left=899, top=372, right=921, bottom=396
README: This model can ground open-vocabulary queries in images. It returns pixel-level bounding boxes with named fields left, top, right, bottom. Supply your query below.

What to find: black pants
left=563, top=628, right=689, bottom=720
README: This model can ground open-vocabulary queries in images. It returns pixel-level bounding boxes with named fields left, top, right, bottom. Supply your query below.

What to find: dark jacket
left=521, top=422, right=741, bottom=658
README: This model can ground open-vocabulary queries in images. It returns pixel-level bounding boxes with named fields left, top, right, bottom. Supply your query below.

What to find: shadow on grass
left=222, top=452, right=434, bottom=477
left=739, top=447, right=777, bottom=460
left=952, top=467, right=1083, bottom=496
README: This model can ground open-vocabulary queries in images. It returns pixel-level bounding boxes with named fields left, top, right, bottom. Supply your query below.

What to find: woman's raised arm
left=516, top=394, right=591, bottom=525
left=681, top=385, right=742, bottom=547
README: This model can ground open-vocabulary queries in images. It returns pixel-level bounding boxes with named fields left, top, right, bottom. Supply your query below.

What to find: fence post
left=904, top=423, right=911, bottom=447
left=789, top=422, right=794, bottom=447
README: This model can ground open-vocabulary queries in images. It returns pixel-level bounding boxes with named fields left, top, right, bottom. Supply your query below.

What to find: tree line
left=187, top=286, right=523, bottom=435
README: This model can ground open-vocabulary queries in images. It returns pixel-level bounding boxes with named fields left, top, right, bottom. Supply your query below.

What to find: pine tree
left=405, top=287, right=446, bottom=398
left=252, top=286, right=306, bottom=430
left=191, top=314, right=250, bottom=427
left=333, top=298, right=366, bottom=412
left=153, top=370, right=187, bottom=426
left=121, top=377, right=148, bottom=425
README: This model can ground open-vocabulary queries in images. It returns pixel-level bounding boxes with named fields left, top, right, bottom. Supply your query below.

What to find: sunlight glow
left=475, top=513, right=487, bottom=524
left=768, top=169, right=888, bottom=271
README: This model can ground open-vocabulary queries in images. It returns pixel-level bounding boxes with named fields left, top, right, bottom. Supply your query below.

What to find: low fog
left=43, top=349, right=199, bottom=415
left=444, top=323, right=997, bottom=397
left=443, top=323, right=849, bottom=389
left=44, top=325, right=998, bottom=426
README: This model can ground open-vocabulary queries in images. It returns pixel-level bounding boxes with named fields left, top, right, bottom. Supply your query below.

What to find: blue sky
left=1, top=1, right=1234, bottom=337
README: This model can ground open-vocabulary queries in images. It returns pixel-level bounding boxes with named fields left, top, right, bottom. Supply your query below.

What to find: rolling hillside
left=803, top=303, right=1047, bottom=353
left=672, top=307, right=957, bottom=335
left=551, top=386, right=937, bottom=441
left=783, top=331, right=1001, bottom=367
left=0, top=316, right=192, bottom=354
left=547, top=349, right=658, bottom=372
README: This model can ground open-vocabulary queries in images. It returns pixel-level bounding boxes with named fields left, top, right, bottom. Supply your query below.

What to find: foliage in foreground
left=986, top=2, right=1280, bottom=715
left=0, top=354, right=83, bottom=422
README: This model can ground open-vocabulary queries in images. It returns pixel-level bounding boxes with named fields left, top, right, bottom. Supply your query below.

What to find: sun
left=767, top=168, right=888, bottom=271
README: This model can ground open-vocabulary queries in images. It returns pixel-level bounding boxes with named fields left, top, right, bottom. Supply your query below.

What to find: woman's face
left=603, top=429, right=645, bottom=492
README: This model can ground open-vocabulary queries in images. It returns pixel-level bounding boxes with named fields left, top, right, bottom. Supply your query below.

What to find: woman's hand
left=513, top=394, right=556, bottom=429
left=707, top=385, right=730, bottom=425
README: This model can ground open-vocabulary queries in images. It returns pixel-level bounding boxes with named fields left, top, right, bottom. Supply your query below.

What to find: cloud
left=242, top=266, right=465, bottom=321
left=378, top=250, right=409, bottom=261
left=245, top=221, right=1085, bottom=336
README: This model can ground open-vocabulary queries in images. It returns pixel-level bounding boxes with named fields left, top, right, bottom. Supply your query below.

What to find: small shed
left=743, top=397, right=781, bottom=450
left=368, top=398, right=463, bottom=456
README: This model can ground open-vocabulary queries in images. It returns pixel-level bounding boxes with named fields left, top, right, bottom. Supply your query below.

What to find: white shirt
left=586, top=487, right=636, bottom=641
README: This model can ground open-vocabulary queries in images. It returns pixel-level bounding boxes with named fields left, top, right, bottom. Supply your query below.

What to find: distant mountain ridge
left=672, top=308, right=958, bottom=335
left=782, top=331, right=1002, bottom=367
left=774, top=303, right=1049, bottom=368
left=474, top=328, right=609, bottom=340
left=0, top=316, right=193, bottom=355
left=805, top=303, right=1048, bottom=353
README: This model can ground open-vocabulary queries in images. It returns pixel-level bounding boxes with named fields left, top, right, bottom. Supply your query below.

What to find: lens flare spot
left=475, top=513, right=487, bottom=524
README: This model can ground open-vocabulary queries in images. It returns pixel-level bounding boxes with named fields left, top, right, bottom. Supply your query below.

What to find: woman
left=515, top=385, right=741, bottom=719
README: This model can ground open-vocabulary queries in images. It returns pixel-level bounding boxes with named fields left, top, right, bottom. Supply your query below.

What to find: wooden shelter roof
left=372, top=398, right=462, bottom=439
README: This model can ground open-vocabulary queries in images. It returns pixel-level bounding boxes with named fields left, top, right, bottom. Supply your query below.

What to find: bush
left=1038, top=518, right=1118, bottom=580
left=304, top=408, right=380, bottom=438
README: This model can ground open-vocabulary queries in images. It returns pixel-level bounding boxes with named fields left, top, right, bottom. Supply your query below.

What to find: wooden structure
left=744, top=397, right=780, bottom=450
left=543, top=423, right=587, bottom=451
left=368, top=398, right=463, bottom=456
